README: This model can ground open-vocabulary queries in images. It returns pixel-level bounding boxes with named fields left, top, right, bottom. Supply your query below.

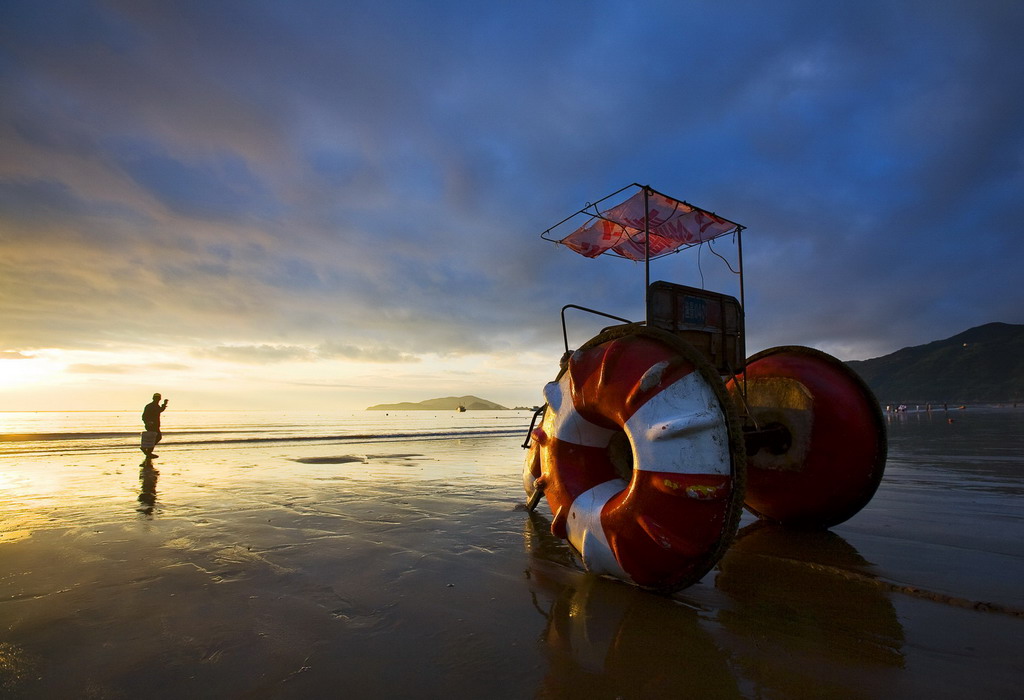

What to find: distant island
left=366, top=395, right=509, bottom=411
left=846, top=322, right=1024, bottom=405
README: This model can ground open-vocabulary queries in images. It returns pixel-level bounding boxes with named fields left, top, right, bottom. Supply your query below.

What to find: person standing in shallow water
left=142, top=393, right=168, bottom=457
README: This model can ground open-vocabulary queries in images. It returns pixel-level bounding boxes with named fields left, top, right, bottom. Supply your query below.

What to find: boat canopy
left=542, top=184, right=741, bottom=261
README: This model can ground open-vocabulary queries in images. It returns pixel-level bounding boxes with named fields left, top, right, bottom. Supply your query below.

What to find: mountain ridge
left=845, top=322, right=1024, bottom=404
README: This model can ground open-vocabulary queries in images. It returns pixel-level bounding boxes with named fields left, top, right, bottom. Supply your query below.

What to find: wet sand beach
left=1, top=409, right=1022, bottom=698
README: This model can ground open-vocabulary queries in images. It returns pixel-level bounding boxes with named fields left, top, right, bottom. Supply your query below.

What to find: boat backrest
left=647, top=281, right=745, bottom=375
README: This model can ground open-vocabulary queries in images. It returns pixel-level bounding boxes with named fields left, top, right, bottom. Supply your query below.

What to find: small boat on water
left=521, top=184, right=887, bottom=593
left=457, top=405, right=467, bottom=412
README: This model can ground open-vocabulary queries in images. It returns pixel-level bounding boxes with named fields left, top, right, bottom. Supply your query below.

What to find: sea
left=0, top=409, right=536, bottom=458
left=1, top=405, right=1022, bottom=697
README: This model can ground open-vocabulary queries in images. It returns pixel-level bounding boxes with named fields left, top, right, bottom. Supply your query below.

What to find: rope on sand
left=756, top=555, right=1024, bottom=618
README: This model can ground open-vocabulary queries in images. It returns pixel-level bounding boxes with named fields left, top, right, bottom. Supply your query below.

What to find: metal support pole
left=737, top=225, right=746, bottom=311
left=736, top=225, right=747, bottom=402
left=644, top=186, right=651, bottom=323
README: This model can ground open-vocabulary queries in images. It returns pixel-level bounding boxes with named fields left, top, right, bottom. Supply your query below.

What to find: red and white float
left=524, top=326, right=745, bottom=592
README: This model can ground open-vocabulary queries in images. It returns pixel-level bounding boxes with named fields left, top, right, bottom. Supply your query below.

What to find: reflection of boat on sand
left=523, top=507, right=911, bottom=696
left=716, top=521, right=905, bottom=670
left=522, top=511, right=740, bottom=697
left=522, top=184, right=887, bottom=593
left=523, top=510, right=906, bottom=696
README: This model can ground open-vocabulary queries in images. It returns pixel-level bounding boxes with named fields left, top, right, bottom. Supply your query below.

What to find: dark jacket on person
left=142, top=401, right=165, bottom=431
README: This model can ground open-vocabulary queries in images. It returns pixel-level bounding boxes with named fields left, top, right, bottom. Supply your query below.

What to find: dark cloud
left=116, top=147, right=279, bottom=221
left=0, top=0, right=1021, bottom=366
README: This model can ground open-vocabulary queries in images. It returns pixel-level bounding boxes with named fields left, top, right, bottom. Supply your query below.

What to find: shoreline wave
left=0, top=426, right=527, bottom=456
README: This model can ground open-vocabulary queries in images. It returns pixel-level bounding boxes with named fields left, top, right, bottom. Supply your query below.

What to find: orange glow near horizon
left=0, top=345, right=559, bottom=413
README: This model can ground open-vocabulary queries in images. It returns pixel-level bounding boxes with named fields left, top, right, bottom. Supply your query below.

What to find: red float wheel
left=727, top=346, right=886, bottom=529
left=524, top=325, right=746, bottom=593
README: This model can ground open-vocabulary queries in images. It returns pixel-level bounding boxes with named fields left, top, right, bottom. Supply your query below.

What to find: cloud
left=116, top=147, right=280, bottom=222
left=0, top=0, right=1021, bottom=376
left=317, top=343, right=420, bottom=364
left=196, top=345, right=317, bottom=364
left=67, top=363, right=132, bottom=374
left=195, top=342, right=421, bottom=365
left=66, top=362, right=190, bottom=374
left=1, top=351, right=31, bottom=360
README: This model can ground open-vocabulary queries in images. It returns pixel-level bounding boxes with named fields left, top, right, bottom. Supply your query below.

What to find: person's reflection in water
left=138, top=461, right=159, bottom=516
left=715, top=520, right=905, bottom=694
left=523, top=511, right=739, bottom=698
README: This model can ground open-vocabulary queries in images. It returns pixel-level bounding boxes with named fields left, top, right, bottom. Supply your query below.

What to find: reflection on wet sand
left=137, top=461, right=159, bottom=516
left=0, top=641, right=35, bottom=693
left=715, top=521, right=905, bottom=692
left=523, top=512, right=739, bottom=698
left=523, top=514, right=908, bottom=697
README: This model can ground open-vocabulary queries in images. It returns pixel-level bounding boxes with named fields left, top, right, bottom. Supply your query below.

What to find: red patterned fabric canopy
left=557, top=189, right=738, bottom=260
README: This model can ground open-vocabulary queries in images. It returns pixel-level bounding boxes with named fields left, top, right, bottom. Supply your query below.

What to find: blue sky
left=1, top=0, right=1022, bottom=410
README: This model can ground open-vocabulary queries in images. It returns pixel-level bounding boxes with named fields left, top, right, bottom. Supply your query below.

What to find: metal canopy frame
left=541, top=183, right=746, bottom=321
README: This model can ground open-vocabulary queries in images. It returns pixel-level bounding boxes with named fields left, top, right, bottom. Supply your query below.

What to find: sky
left=1, top=0, right=1022, bottom=412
